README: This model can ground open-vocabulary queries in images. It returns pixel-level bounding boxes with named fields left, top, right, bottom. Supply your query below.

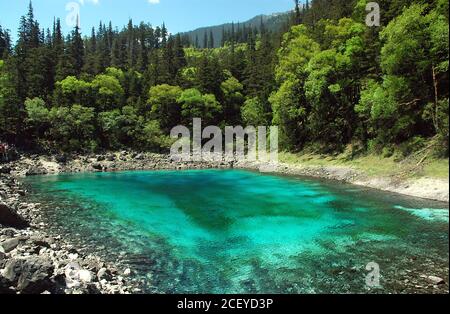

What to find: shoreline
left=1, top=151, right=448, bottom=294
left=6, top=151, right=448, bottom=202
left=0, top=174, right=139, bottom=294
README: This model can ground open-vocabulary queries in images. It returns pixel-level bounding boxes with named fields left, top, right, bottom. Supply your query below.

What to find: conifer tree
left=69, top=20, right=84, bottom=76
left=208, top=31, right=215, bottom=48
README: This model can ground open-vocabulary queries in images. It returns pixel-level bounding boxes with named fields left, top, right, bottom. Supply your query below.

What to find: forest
left=0, top=0, right=448, bottom=158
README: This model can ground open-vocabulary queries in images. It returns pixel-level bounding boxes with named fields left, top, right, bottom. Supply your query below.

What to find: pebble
left=427, top=276, right=445, bottom=285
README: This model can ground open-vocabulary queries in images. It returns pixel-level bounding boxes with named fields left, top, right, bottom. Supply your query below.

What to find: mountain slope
left=180, top=12, right=291, bottom=47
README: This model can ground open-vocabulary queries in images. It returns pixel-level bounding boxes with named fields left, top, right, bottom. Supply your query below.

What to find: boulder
left=0, top=238, right=20, bottom=253
left=0, top=275, right=15, bottom=294
left=0, top=203, right=30, bottom=229
left=0, top=166, right=11, bottom=174
left=92, top=163, right=103, bottom=171
left=2, top=257, right=54, bottom=294
left=65, top=261, right=94, bottom=289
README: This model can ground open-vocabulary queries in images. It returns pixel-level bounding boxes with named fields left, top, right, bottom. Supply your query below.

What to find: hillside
left=180, top=12, right=291, bottom=47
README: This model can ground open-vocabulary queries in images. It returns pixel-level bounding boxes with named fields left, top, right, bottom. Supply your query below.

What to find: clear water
left=23, top=170, right=449, bottom=293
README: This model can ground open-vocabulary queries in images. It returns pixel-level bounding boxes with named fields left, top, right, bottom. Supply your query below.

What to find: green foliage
left=221, top=76, right=244, bottom=125
left=147, top=84, right=183, bottom=130
left=47, top=105, right=96, bottom=152
left=92, top=73, right=124, bottom=110
left=1, top=1, right=448, bottom=159
left=54, top=76, right=92, bottom=107
left=358, top=3, right=449, bottom=148
left=241, top=97, right=267, bottom=126
left=177, top=88, right=221, bottom=126
left=0, top=59, right=21, bottom=142
left=25, top=97, right=50, bottom=126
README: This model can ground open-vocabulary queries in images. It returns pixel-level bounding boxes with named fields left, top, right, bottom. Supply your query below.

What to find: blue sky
left=0, top=0, right=295, bottom=41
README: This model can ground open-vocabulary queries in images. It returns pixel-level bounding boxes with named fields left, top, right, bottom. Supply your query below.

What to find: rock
left=65, top=262, right=94, bottom=288
left=68, top=253, right=79, bottom=260
left=427, top=276, right=445, bottom=285
left=97, top=267, right=112, bottom=281
left=0, top=238, right=20, bottom=253
left=17, top=259, right=55, bottom=294
left=78, top=270, right=93, bottom=283
left=106, top=155, right=115, bottom=161
left=123, top=268, right=131, bottom=276
left=25, top=166, right=48, bottom=176
left=2, top=257, right=54, bottom=294
left=30, top=236, right=52, bottom=249
left=0, top=203, right=30, bottom=229
left=55, top=154, right=68, bottom=163
left=0, top=275, right=15, bottom=294
left=64, top=262, right=82, bottom=289
left=0, top=166, right=11, bottom=174
left=92, top=163, right=103, bottom=171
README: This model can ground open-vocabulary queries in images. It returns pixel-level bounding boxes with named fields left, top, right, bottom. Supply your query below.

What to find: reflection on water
left=23, top=170, right=449, bottom=293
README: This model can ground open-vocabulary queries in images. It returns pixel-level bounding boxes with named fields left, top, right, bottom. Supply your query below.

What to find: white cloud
left=148, top=0, right=160, bottom=4
left=79, top=0, right=100, bottom=5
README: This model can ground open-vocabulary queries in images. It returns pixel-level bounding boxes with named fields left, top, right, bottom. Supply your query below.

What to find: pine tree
left=136, top=23, right=149, bottom=73
left=208, top=31, right=215, bottom=48
left=161, top=23, right=168, bottom=47
left=110, top=38, right=122, bottom=68
left=26, top=1, right=40, bottom=49
left=0, top=26, right=12, bottom=58
left=203, top=31, right=208, bottom=49
left=221, top=27, right=226, bottom=47
left=294, top=0, right=302, bottom=25
left=69, top=20, right=84, bottom=76
left=83, top=27, right=100, bottom=76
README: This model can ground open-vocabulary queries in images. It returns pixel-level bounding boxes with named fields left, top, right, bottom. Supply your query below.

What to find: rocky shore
left=0, top=175, right=140, bottom=294
left=1, top=151, right=448, bottom=294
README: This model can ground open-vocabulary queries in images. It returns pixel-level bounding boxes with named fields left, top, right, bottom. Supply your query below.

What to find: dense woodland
left=0, top=0, right=448, bottom=157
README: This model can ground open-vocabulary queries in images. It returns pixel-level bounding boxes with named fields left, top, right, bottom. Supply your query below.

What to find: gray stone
left=0, top=238, right=20, bottom=253
left=0, top=275, right=15, bottom=294
left=427, top=276, right=445, bottom=285
left=0, top=203, right=30, bottom=229
left=2, top=257, right=54, bottom=294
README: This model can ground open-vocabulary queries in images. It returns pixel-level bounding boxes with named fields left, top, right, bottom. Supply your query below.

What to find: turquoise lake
left=24, top=169, right=449, bottom=293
